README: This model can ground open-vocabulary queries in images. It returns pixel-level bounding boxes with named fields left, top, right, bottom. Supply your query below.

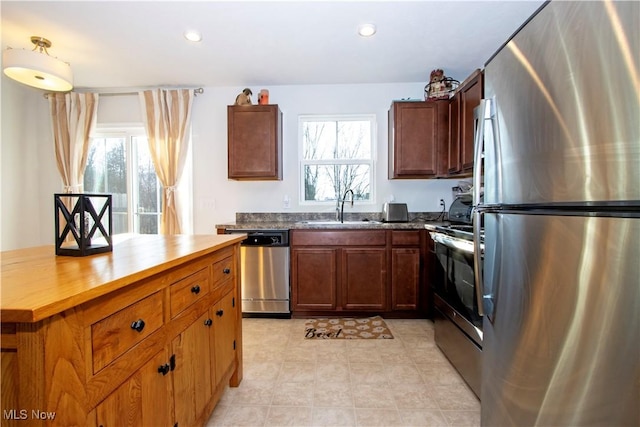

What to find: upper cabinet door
left=227, top=105, right=283, bottom=180
left=446, top=69, right=484, bottom=176
left=388, top=100, right=449, bottom=179
left=459, top=70, right=484, bottom=173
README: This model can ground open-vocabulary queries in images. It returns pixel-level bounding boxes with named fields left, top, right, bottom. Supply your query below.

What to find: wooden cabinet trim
left=291, top=230, right=386, bottom=246
left=391, top=230, right=421, bottom=246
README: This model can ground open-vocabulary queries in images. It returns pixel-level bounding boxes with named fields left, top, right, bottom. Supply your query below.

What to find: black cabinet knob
left=130, top=319, right=145, bottom=332
left=157, top=363, right=170, bottom=376
left=216, top=309, right=224, bottom=317
left=204, top=318, right=213, bottom=326
left=223, top=268, right=231, bottom=274
left=191, top=284, right=201, bottom=294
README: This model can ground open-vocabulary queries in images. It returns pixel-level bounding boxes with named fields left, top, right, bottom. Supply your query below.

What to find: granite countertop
left=216, top=212, right=450, bottom=231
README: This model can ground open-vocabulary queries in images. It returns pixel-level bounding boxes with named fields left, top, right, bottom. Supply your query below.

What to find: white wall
left=191, top=83, right=459, bottom=233
left=1, top=78, right=61, bottom=250
left=1, top=79, right=461, bottom=250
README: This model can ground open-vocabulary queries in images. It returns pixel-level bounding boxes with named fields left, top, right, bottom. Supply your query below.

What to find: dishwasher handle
left=225, top=229, right=289, bottom=247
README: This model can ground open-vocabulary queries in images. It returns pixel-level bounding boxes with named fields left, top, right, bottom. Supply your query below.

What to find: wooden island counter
left=1, top=234, right=245, bottom=427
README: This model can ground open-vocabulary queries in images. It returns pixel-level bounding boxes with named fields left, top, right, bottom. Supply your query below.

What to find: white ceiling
left=1, top=1, right=544, bottom=91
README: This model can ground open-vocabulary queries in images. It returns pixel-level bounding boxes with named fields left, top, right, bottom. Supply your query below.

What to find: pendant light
left=2, top=36, right=73, bottom=92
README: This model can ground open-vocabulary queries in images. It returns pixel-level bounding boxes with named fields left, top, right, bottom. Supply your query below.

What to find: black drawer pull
left=130, top=319, right=146, bottom=332
left=158, top=363, right=170, bottom=376
left=216, top=309, right=224, bottom=317
left=204, top=318, right=213, bottom=326
left=223, top=268, right=231, bottom=274
left=191, top=284, right=201, bottom=294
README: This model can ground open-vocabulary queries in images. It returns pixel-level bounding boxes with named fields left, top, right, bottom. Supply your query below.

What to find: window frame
left=298, top=114, right=377, bottom=206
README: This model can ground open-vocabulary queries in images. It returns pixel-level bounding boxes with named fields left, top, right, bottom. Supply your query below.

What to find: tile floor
left=206, top=318, right=480, bottom=427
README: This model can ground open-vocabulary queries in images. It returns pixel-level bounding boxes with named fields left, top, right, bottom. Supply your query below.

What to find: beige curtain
left=49, top=92, right=99, bottom=193
left=139, top=89, right=194, bottom=235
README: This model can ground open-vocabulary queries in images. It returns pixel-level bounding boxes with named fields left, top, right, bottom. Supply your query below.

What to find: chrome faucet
left=338, top=189, right=354, bottom=223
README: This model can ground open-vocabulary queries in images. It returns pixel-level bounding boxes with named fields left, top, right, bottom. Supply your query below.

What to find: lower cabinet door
left=172, top=312, right=213, bottom=427
left=291, top=248, right=337, bottom=311
left=213, top=290, right=237, bottom=384
left=96, top=349, right=174, bottom=427
left=391, top=248, right=421, bottom=310
left=341, top=248, right=387, bottom=311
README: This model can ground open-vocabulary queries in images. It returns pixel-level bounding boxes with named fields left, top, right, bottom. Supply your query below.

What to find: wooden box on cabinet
left=388, top=100, right=449, bottom=179
left=228, top=104, right=282, bottom=180
left=447, top=69, right=484, bottom=176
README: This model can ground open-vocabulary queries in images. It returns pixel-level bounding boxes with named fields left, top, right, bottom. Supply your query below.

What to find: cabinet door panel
left=292, top=248, right=337, bottom=310
left=341, top=248, right=387, bottom=311
left=213, top=290, right=237, bottom=384
left=391, top=248, right=421, bottom=310
left=448, top=93, right=461, bottom=174
left=389, top=101, right=448, bottom=179
left=96, top=349, right=173, bottom=427
left=172, top=312, right=213, bottom=427
left=228, top=105, right=282, bottom=180
left=460, top=72, right=483, bottom=171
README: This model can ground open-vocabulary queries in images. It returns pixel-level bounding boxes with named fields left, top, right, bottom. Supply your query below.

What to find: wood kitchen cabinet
left=211, top=289, right=237, bottom=383
left=228, top=104, right=282, bottom=180
left=341, top=247, right=387, bottom=311
left=291, top=247, right=337, bottom=311
left=390, top=230, right=423, bottom=311
left=96, top=349, right=174, bottom=427
left=291, top=230, right=387, bottom=314
left=173, top=311, right=215, bottom=427
left=291, top=229, right=428, bottom=317
left=388, top=100, right=449, bottom=179
left=0, top=235, right=244, bottom=427
left=447, top=69, right=484, bottom=176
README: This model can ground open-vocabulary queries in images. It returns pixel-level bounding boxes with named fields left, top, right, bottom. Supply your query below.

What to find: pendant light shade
left=2, top=36, right=73, bottom=92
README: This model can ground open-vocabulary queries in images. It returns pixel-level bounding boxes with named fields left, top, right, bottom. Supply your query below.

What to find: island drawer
left=169, top=267, right=210, bottom=319
left=212, top=255, right=235, bottom=288
left=91, top=290, right=164, bottom=373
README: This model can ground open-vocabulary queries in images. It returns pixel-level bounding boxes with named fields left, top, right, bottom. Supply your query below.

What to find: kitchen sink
left=296, top=220, right=382, bottom=225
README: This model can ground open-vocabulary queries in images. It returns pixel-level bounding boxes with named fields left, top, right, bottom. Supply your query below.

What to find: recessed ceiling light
left=358, top=24, right=376, bottom=37
left=184, top=30, right=202, bottom=42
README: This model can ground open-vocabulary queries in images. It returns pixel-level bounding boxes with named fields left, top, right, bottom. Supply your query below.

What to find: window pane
left=303, top=164, right=370, bottom=201
left=138, top=213, right=159, bottom=234
left=303, top=120, right=372, bottom=161
left=337, top=121, right=371, bottom=159
left=84, top=137, right=128, bottom=234
left=303, top=121, right=336, bottom=160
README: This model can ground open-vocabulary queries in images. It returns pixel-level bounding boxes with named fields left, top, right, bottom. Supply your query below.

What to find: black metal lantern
left=54, top=193, right=112, bottom=256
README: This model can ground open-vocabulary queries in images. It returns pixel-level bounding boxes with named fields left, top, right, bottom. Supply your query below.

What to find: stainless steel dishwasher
left=224, top=229, right=290, bottom=317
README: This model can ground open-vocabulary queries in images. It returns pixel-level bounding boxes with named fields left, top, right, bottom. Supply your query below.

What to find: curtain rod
left=44, top=87, right=204, bottom=99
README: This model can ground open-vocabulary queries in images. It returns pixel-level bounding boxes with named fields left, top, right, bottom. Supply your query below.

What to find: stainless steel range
left=429, top=196, right=483, bottom=398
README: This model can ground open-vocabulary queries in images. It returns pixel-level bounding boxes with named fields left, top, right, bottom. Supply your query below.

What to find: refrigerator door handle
left=472, top=99, right=488, bottom=206
left=472, top=99, right=490, bottom=317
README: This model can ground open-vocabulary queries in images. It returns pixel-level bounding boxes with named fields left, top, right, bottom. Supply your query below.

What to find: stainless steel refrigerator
left=473, top=1, right=640, bottom=426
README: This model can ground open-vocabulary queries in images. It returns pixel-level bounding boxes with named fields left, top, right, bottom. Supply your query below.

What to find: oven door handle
left=430, top=232, right=475, bottom=254
left=473, top=210, right=484, bottom=316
